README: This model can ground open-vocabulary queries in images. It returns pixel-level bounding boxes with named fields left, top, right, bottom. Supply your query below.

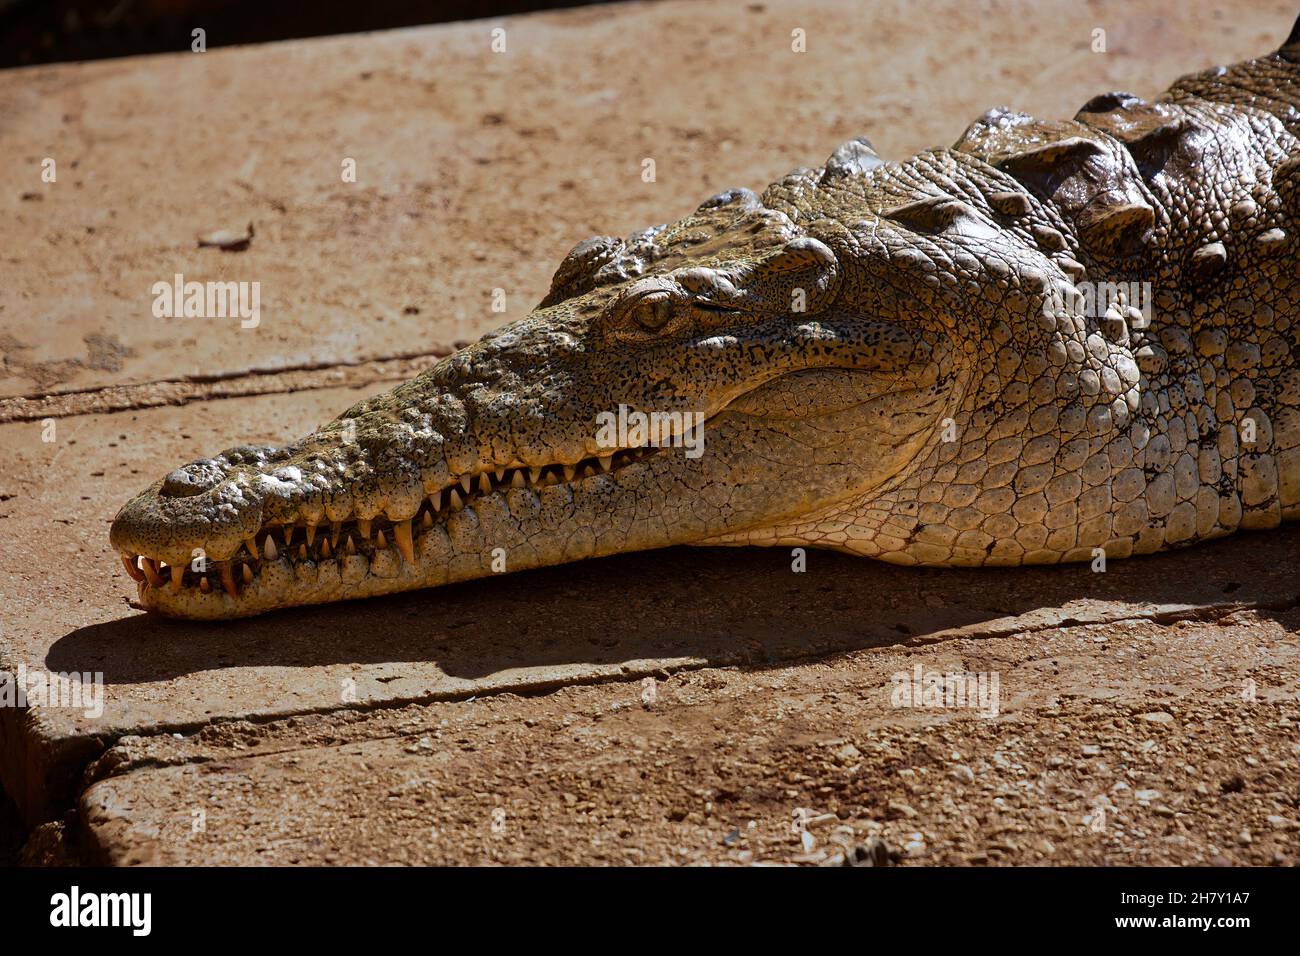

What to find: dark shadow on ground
left=47, top=526, right=1300, bottom=685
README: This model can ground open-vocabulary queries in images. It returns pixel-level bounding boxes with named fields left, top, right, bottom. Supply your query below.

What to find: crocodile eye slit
left=629, top=295, right=673, bottom=332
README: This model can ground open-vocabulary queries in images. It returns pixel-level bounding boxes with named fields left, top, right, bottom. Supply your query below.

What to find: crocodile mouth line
left=118, top=444, right=661, bottom=599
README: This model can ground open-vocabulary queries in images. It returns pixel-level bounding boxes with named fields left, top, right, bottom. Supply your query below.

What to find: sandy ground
left=2, top=0, right=1298, bottom=865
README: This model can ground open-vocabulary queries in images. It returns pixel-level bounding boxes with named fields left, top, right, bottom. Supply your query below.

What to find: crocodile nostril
left=160, top=460, right=225, bottom=498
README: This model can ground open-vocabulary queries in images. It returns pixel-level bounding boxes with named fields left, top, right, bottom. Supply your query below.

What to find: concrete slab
left=78, top=611, right=1300, bottom=865
left=3, top=0, right=1292, bottom=396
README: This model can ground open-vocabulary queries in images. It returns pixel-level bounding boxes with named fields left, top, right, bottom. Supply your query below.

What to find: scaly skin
left=111, top=20, right=1300, bottom=619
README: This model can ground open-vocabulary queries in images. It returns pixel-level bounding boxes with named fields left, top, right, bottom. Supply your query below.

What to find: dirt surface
left=80, top=611, right=1300, bottom=865
left=2, top=0, right=1299, bottom=865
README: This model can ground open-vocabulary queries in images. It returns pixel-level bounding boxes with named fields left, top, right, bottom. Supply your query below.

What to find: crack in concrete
left=0, top=349, right=452, bottom=423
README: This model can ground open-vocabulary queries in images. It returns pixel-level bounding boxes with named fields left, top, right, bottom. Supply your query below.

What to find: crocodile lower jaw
left=120, top=445, right=658, bottom=619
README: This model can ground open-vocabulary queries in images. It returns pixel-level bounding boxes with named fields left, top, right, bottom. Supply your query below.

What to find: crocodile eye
left=628, top=293, right=673, bottom=332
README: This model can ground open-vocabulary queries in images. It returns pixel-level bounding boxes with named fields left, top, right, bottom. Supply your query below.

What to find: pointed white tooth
left=431, top=490, right=444, bottom=512
left=376, top=529, right=388, bottom=550
left=141, top=558, right=163, bottom=587
left=563, top=464, right=576, bottom=482
left=263, top=535, right=278, bottom=561
left=529, top=467, right=542, bottom=484
left=331, top=521, right=341, bottom=546
left=281, top=526, right=293, bottom=547
left=305, top=524, right=317, bottom=547
left=393, top=520, right=415, bottom=562
left=478, top=473, right=492, bottom=494
left=121, top=553, right=145, bottom=582
left=495, top=467, right=506, bottom=481
left=346, top=536, right=357, bottom=555
left=460, top=475, right=473, bottom=494
left=449, top=487, right=463, bottom=511
left=511, top=470, right=526, bottom=489
left=357, top=519, right=371, bottom=539
left=598, top=455, right=613, bottom=472
left=244, top=537, right=257, bottom=556
left=242, top=563, right=254, bottom=584
left=320, top=537, right=332, bottom=557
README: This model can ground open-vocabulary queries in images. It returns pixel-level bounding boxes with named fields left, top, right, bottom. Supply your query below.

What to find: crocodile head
left=111, top=161, right=1065, bottom=619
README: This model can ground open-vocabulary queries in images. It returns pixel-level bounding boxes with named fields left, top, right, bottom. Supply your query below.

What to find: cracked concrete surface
left=77, top=613, right=1300, bottom=865
left=2, top=0, right=1298, bottom=864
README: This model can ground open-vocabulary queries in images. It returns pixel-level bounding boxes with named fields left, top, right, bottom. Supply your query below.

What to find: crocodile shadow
left=46, top=525, right=1300, bottom=685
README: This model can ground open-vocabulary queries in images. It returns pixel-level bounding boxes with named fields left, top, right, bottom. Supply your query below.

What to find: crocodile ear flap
left=748, top=236, right=841, bottom=313
left=882, top=195, right=973, bottom=233
left=995, top=136, right=1107, bottom=196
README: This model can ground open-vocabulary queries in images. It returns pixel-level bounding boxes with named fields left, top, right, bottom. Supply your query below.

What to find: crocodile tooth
left=430, top=490, right=444, bottom=512
left=422, top=510, right=434, bottom=529
left=563, top=464, right=576, bottom=482
left=320, top=538, right=332, bottom=557
left=460, top=475, right=473, bottom=494
left=141, top=557, right=163, bottom=587
left=169, top=565, right=184, bottom=592
left=376, top=529, right=388, bottom=550
left=263, top=535, right=278, bottom=561
left=478, top=473, right=492, bottom=494
left=449, top=487, right=464, bottom=511
left=393, top=521, right=415, bottom=562
left=346, top=536, right=357, bottom=555
left=241, top=563, right=254, bottom=584
left=199, top=576, right=211, bottom=593
left=281, top=526, right=294, bottom=547
left=529, top=467, right=542, bottom=484
left=121, top=553, right=145, bottom=581
left=331, top=521, right=341, bottom=546
left=305, top=524, right=317, bottom=547
left=244, top=536, right=258, bottom=555
left=357, top=519, right=372, bottom=539
left=298, top=543, right=308, bottom=560
left=598, top=455, right=613, bottom=472
left=511, top=470, right=526, bottom=489
left=494, top=467, right=506, bottom=482
left=220, top=562, right=238, bottom=596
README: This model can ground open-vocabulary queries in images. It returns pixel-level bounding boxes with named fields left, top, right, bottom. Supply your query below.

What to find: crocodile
left=111, top=18, right=1300, bottom=620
